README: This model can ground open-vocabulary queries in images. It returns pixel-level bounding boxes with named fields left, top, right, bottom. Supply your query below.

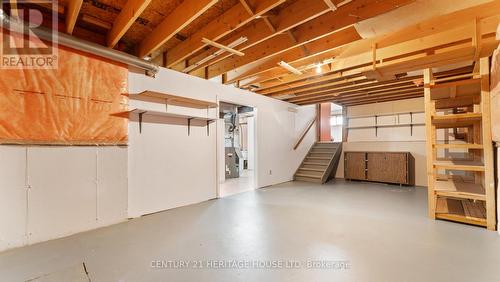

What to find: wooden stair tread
left=435, top=174, right=475, bottom=182
left=306, top=157, right=331, bottom=160
left=303, top=162, right=328, bottom=166
left=295, top=173, right=322, bottom=178
left=434, top=143, right=483, bottom=149
left=431, top=113, right=482, bottom=128
left=434, top=180, right=485, bottom=200
left=299, top=167, right=326, bottom=172
left=433, top=160, right=484, bottom=171
left=435, top=198, right=487, bottom=226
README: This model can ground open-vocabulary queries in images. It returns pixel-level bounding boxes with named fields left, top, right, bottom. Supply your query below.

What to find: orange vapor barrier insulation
left=0, top=30, right=128, bottom=145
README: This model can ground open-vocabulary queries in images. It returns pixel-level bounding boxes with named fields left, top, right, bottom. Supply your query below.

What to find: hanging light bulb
left=315, top=63, right=322, bottom=74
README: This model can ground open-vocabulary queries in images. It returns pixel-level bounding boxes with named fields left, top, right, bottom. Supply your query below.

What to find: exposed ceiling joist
left=107, top=0, right=153, bottom=48
left=165, top=0, right=288, bottom=68
left=224, top=27, right=361, bottom=83
left=65, top=0, right=83, bottom=34
left=242, top=1, right=500, bottom=93
left=211, top=0, right=415, bottom=81
left=185, top=0, right=336, bottom=73
left=138, top=0, right=218, bottom=58
left=257, top=18, right=499, bottom=104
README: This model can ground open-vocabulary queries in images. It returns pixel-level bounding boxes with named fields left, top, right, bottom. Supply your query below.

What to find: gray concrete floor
left=2, top=180, right=500, bottom=282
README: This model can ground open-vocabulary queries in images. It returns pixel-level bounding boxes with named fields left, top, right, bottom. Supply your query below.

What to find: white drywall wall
left=127, top=67, right=315, bottom=217
left=0, top=146, right=128, bottom=252
left=0, top=147, right=27, bottom=251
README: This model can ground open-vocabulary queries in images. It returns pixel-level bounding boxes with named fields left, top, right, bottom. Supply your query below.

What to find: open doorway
left=218, top=102, right=256, bottom=197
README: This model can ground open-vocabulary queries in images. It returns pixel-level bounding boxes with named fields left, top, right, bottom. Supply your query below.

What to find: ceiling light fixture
left=278, top=61, right=303, bottom=75
left=316, top=63, right=322, bottom=74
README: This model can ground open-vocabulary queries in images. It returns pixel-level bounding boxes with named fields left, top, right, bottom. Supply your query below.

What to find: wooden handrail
left=293, top=116, right=316, bottom=150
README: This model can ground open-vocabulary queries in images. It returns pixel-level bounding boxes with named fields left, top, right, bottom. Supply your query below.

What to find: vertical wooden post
left=424, top=68, right=436, bottom=219
left=480, top=57, right=496, bottom=230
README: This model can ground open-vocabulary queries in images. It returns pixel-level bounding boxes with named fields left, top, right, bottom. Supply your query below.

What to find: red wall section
left=319, top=103, right=331, bottom=142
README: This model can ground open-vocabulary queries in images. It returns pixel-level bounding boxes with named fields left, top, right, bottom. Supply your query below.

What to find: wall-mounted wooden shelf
left=128, top=90, right=218, bottom=109
left=116, top=90, right=218, bottom=136
left=347, top=111, right=424, bottom=119
left=346, top=111, right=424, bottom=136
left=347, top=123, right=425, bottom=130
left=112, top=109, right=216, bottom=135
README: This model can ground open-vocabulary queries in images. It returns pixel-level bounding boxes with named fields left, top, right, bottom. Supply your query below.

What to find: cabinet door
left=367, top=153, right=407, bottom=184
left=344, top=152, right=366, bottom=180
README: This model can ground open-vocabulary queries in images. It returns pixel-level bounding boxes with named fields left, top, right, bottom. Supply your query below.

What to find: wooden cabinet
left=344, top=152, right=367, bottom=180
left=344, top=151, right=415, bottom=185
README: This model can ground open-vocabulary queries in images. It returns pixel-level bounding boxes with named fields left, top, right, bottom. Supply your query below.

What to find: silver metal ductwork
left=0, top=8, right=160, bottom=75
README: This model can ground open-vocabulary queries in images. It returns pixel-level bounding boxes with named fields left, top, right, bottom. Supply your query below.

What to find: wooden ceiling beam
left=288, top=78, right=421, bottom=103
left=290, top=84, right=421, bottom=104
left=269, top=75, right=371, bottom=97
left=185, top=0, right=336, bottom=73
left=288, top=80, right=418, bottom=103
left=165, top=0, right=287, bottom=67
left=108, top=0, right=152, bottom=48
left=300, top=90, right=424, bottom=106
left=259, top=72, right=364, bottom=95
left=291, top=66, right=472, bottom=105
left=240, top=47, right=348, bottom=89
left=329, top=87, right=424, bottom=103
left=209, top=0, right=414, bottom=80
left=265, top=21, right=498, bottom=98
left=138, top=0, right=218, bottom=58
left=65, top=0, right=83, bottom=34
left=243, top=2, right=500, bottom=92
left=224, top=27, right=360, bottom=83
left=239, top=0, right=255, bottom=15
left=334, top=92, right=424, bottom=106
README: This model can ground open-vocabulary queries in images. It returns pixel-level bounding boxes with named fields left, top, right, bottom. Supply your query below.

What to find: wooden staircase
left=294, top=142, right=342, bottom=183
left=424, top=58, right=496, bottom=230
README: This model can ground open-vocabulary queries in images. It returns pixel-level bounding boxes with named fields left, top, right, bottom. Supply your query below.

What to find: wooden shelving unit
left=113, top=91, right=217, bottom=135
left=424, top=57, right=496, bottom=230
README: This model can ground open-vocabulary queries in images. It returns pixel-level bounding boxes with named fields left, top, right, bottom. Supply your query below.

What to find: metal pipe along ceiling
left=0, top=9, right=160, bottom=75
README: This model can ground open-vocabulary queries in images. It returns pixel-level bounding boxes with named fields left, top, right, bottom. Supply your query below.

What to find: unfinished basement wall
left=0, top=145, right=128, bottom=252
left=335, top=98, right=428, bottom=186
left=0, top=45, right=129, bottom=251
left=127, top=67, right=315, bottom=218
